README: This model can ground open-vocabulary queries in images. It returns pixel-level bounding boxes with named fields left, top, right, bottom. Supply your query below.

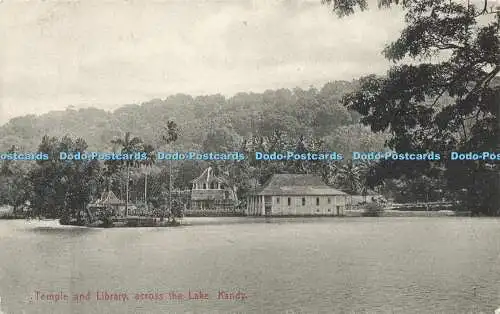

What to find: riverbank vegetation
left=0, top=0, right=498, bottom=219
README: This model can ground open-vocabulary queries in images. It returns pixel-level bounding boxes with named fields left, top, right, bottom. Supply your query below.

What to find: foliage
left=323, top=0, right=500, bottom=214
left=0, top=146, right=32, bottom=213
left=334, top=160, right=368, bottom=194
left=0, top=82, right=382, bottom=155
left=28, top=136, right=103, bottom=220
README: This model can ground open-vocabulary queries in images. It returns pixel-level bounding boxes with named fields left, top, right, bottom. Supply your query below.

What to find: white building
left=246, top=174, right=348, bottom=216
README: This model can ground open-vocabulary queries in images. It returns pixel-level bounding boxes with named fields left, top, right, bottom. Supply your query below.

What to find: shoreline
left=0, top=210, right=474, bottom=227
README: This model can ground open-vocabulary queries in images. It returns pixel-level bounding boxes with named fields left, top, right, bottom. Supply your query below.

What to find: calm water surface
left=1, top=217, right=500, bottom=314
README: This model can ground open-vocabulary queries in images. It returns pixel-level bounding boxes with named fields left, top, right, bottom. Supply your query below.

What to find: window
left=276, top=197, right=280, bottom=204
left=316, top=209, right=320, bottom=212
left=336, top=206, right=341, bottom=212
left=328, top=198, right=331, bottom=204
left=316, top=198, right=320, bottom=206
left=287, top=198, right=291, bottom=206
left=210, top=182, right=215, bottom=189
left=328, top=209, right=331, bottom=212
left=302, top=198, right=306, bottom=206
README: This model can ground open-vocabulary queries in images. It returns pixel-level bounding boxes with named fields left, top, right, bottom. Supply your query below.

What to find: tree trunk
left=168, top=161, right=172, bottom=215
left=126, top=164, right=130, bottom=217
left=86, top=206, right=94, bottom=224
left=144, top=170, right=148, bottom=210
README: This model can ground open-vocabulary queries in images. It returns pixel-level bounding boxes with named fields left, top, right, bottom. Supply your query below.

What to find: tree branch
left=476, top=0, right=489, bottom=16
left=466, top=65, right=500, bottom=99
left=430, top=87, right=448, bottom=108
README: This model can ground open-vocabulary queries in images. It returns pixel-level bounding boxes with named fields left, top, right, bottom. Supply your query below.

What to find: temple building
left=187, top=167, right=239, bottom=216
left=87, top=190, right=126, bottom=217
left=246, top=174, right=348, bottom=216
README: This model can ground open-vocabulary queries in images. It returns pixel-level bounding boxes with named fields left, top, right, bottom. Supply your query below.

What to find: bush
left=126, top=219, right=139, bottom=227
left=96, top=210, right=114, bottom=228
left=362, top=202, right=384, bottom=217
left=101, top=215, right=114, bottom=228
left=59, top=216, right=70, bottom=225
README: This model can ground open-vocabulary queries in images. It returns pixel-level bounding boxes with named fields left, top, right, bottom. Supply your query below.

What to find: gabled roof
left=95, top=190, right=125, bottom=205
left=253, top=174, right=347, bottom=196
left=190, top=167, right=226, bottom=184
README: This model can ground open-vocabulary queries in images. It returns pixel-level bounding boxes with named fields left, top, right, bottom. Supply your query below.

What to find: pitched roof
left=253, top=174, right=347, bottom=196
left=190, top=167, right=226, bottom=184
left=96, top=190, right=125, bottom=205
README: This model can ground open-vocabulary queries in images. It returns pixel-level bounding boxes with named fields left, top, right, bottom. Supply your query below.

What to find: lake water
left=1, top=217, right=500, bottom=314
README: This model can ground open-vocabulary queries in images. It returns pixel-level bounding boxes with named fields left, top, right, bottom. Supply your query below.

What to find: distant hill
left=1, top=75, right=498, bottom=155
left=0, top=80, right=389, bottom=155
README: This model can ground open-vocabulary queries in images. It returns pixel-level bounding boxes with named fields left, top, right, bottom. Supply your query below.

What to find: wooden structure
left=87, top=190, right=126, bottom=217
left=385, top=201, right=455, bottom=211
left=187, top=167, right=239, bottom=216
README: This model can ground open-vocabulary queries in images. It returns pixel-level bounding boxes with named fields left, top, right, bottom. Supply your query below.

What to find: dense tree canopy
left=0, top=80, right=378, bottom=157
left=28, top=136, right=103, bottom=219
left=323, top=0, right=500, bottom=214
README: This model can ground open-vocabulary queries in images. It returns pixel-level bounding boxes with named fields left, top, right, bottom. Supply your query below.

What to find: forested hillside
left=0, top=80, right=388, bottom=156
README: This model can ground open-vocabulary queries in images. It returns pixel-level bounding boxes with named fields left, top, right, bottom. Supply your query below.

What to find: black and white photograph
left=0, top=0, right=499, bottom=313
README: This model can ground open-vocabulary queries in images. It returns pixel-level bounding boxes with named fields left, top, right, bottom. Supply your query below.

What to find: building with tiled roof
left=246, top=174, right=349, bottom=216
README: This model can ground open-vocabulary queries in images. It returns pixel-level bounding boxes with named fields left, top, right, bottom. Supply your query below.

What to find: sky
left=0, top=0, right=407, bottom=124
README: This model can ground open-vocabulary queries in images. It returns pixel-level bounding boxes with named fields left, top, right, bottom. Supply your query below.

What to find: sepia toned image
left=0, top=0, right=499, bottom=313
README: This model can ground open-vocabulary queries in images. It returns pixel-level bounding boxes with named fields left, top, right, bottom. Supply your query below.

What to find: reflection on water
left=29, top=227, right=97, bottom=236
left=1, top=217, right=500, bottom=314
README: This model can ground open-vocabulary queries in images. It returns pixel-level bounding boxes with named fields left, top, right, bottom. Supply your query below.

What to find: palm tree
left=160, top=121, right=179, bottom=218
left=355, top=161, right=371, bottom=202
left=111, top=132, right=143, bottom=217
left=318, top=161, right=338, bottom=186
left=141, top=143, right=155, bottom=211
left=162, top=121, right=178, bottom=144
left=335, top=160, right=364, bottom=208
